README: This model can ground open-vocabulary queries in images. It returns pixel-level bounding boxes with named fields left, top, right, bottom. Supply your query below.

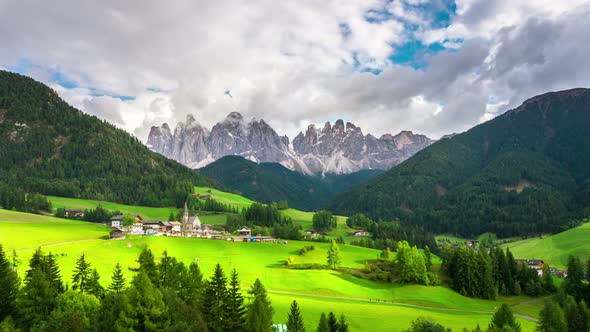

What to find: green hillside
left=198, top=155, right=383, bottom=210
left=503, top=222, right=590, bottom=269
left=328, top=88, right=590, bottom=237
left=0, top=70, right=218, bottom=208
left=0, top=209, right=537, bottom=331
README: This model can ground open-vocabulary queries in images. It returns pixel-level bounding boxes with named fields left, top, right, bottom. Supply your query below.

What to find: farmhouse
left=109, top=228, right=126, bottom=239
left=351, top=230, right=367, bottom=236
left=192, top=193, right=212, bottom=200
left=143, top=221, right=162, bottom=230
left=169, top=221, right=182, bottom=233
left=64, top=209, right=85, bottom=218
left=110, top=214, right=143, bottom=229
left=515, top=259, right=544, bottom=276
left=238, top=227, right=251, bottom=236
left=131, top=222, right=144, bottom=234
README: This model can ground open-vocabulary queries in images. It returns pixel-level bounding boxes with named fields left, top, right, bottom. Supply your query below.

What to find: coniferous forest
left=0, top=71, right=218, bottom=208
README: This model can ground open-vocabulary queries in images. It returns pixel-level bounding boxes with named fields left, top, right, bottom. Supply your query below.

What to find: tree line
left=441, top=245, right=555, bottom=300
left=346, top=214, right=437, bottom=252
left=0, top=186, right=52, bottom=215
left=0, top=243, right=350, bottom=331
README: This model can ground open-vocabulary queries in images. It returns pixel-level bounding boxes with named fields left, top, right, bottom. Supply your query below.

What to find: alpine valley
left=147, top=112, right=433, bottom=175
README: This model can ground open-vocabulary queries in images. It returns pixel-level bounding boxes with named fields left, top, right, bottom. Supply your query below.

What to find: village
left=65, top=202, right=280, bottom=244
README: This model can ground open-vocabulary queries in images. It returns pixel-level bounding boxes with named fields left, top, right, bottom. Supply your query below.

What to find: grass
left=502, top=222, right=590, bottom=269
left=48, top=196, right=178, bottom=220
left=194, top=186, right=255, bottom=209
left=0, top=209, right=541, bottom=330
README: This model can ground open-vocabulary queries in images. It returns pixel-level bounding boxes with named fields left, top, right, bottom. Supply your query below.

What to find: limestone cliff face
left=147, top=112, right=433, bottom=174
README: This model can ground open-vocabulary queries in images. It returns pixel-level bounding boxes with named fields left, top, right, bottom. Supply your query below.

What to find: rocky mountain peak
left=148, top=114, right=433, bottom=174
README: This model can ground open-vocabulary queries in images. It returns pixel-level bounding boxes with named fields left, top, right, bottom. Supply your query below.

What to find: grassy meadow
left=502, top=222, right=590, bottom=269
left=194, top=186, right=255, bottom=209
left=0, top=208, right=541, bottom=331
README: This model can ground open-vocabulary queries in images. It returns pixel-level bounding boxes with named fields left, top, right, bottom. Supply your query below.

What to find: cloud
left=0, top=0, right=589, bottom=141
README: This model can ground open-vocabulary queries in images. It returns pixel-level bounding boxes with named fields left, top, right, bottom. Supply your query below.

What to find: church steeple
left=183, top=201, right=189, bottom=232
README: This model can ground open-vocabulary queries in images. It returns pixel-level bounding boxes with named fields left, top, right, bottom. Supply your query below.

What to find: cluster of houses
left=108, top=202, right=221, bottom=239
left=107, top=206, right=278, bottom=243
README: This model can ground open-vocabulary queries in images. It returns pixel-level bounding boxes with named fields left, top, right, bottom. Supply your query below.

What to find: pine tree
left=137, top=247, right=159, bottom=286
left=72, top=253, right=92, bottom=293
left=168, top=211, right=176, bottom=221
left=541, top=263, right=555, bottom=293
left=316, top=313, right=329, bottom=332
left=108, top=262, right=126, bottom=294
left=287, top=300, right=305, bottom=332
left=118, top=270, right=169, bottom=331
left=225, top=268, right=247, bottom=331
left=380, top=248, right=392, bottom=260
left=17, top=249, right=63, bottom=329
left=327, top=312, right=339, bottom=332
left=201, top=263, right=228, bottom=332
left=338, top=314, right=349, bottom=332
left=564, top=255, right=585, bottom=300
left=327, top=240, right=341, bottom=269
left=247, top=278, right=273, bottom=332
left=180, top=262, right=203, bottom=305
left=11, top=249, right=19, bottom=270
left=537, top=301, right=567, bottom=332
left=88, top=268, right=105, bottom=298
left=488, top=304, right=521, bottom=332
left=0, top=243, right=19, bottom=321
left=424, top=245, right=432, bottom=272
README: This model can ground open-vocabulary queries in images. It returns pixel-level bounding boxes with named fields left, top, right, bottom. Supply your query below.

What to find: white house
left=131, top=222, right=144, bottom=234
left=238, top=227, right=251, bottom=236
left=170, top=221, right=182, bottom=233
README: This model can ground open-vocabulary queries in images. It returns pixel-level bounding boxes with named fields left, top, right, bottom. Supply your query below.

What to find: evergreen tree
left=87, top=268, right=105, bottom=298
left=18, top=249, right=64, bottom=329
left=488, top=304, right=521, bottom=332
left=95, top=293, right=127, bottom=332
left=316, top=313, right=330, bottom=332
left=168, top=211, right=176, bottom=221
left=338, top=314, right=349, bottom=332
left=537, top=301, right=566, bottom=332
left=287, top=300, right=305, bottom=332
left=327, top=240, right=342, bottom=269
left=424, top=246, right=432, bottom=272
left=247, top=278, right=273, bottom=332
left=564, top=298, right=589, bottom=332
left=11, top=249, right=19, bottom=270
left=541, top=264, right=555, bottom=293
left=404, top=317, right=448, bottom=332
left=118, top=270, right=169, bottom=331
left=0, top=243, right=19, bottom=321
left=137, top=247, right=159, bottom=286
left=180, top=262, right=203, bottom=305
left=201, top=263, right=228, bottom=332
left=108, top=262, right=126, bottom=294
left=380, top=248, right=392, bottom=260
left=72, top=253, right=92, bottom=294
left=225, top=269, right=247, bottom=332
left=327, top=312, right=339, bottom=332
left=158, top=250, right=184, bottom=291
left=564, top=255, right=585, bottom=301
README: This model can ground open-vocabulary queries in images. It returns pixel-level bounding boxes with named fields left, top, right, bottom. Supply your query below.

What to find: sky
left=1, top=0, right=589, bottom=140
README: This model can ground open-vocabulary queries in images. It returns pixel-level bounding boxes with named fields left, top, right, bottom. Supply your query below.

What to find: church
left=182, top=201, right=204, bottom=236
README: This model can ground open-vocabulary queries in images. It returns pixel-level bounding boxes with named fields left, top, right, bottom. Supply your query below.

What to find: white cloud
left=0, top=0, right=589, bottom=141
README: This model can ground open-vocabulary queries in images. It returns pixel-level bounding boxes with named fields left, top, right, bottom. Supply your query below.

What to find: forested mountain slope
left=198, top=155, right=384, bottom=210
left=328, top=88, right=590, bottom=237
left=0, top=70, right=217, bottom=207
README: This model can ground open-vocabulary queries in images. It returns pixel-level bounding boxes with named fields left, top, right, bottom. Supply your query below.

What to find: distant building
left=182, top=201, right=202, bottom=234
left=515, top=259, right=544, bottom=276
left=64, top=209, right=85, bottom=218
left=351, top=230, right=367, bottom=236
left=109, top=228, right=126, bottom=239
left=143, top=221, right=163, bottom=230
left=110, top=214, right=143, bottom=229
left=169, top=221, right=182, bottom=233
left=237, top=227, right=251, bottom=236
left=131, top=222, right=144, bottom=234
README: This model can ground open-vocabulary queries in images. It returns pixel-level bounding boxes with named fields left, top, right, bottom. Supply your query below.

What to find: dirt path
left=14, top=238, right=101, bottom=252
left=267, top=290, right=539, bottom=323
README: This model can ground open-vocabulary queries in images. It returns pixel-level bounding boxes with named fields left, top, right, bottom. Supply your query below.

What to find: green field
left=0, top=209, right=539, bottom=331
left=194, top=186, right=255, bottom=209
left=502, top=222, right=590, bottom=269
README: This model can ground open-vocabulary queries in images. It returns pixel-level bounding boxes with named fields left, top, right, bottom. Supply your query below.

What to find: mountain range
left=147, top=112, right=432, bottom=175
left=328, top=88, right=590, bottom=237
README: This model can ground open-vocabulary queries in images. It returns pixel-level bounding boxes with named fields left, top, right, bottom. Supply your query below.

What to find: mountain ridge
left=326, top=87, right=590, bottom=237
left=147, top=113, right=433, bottom=175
